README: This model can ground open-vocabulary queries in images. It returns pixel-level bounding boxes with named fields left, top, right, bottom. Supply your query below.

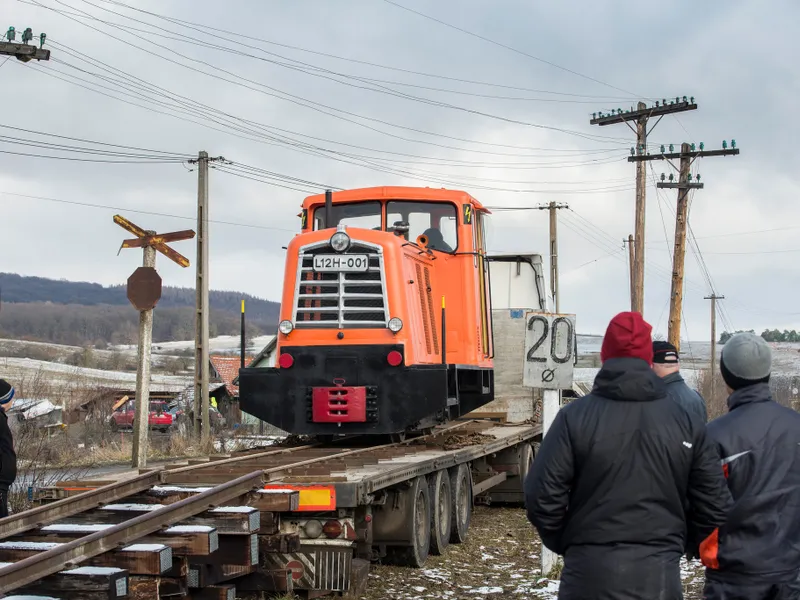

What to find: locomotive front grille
left=294, top=241, right=389, bottom=328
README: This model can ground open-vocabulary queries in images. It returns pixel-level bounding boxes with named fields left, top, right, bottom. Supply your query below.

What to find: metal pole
left=194, top=151, right=210, bottom=443
left=705, top=294, right=723, bottom=402
left=540, top=388, right=560, bottom=575
left=549, top=202, right=559, bottom=313
left=132, top=243, right=156, bottom=469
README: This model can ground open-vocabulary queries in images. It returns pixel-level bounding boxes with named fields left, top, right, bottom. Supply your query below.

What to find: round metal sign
left=127, top=266, right=162, bottom=311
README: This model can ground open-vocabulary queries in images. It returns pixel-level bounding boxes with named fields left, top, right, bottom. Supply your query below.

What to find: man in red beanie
left=525, top=312, right=731, bottom=600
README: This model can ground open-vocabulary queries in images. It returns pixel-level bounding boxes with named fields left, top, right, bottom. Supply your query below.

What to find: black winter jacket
left=704, top=383, right=800, bottom=584
left=663, top=371, right=708, bottom=423
left=0, top=409, right=16, bottom=490
left=525, top=357, right=731, bottom=565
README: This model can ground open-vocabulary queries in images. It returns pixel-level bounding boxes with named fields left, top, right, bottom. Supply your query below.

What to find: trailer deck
left=0, top=419, right=541, bottom=598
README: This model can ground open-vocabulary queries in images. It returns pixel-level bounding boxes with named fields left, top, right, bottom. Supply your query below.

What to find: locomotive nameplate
left=312, top=254, right=370, bottom=272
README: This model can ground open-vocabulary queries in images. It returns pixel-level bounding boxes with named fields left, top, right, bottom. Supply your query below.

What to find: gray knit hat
left=720, top=332, right=772, bottom=390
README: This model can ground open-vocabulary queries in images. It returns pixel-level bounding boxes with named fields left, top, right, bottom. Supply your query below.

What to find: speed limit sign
left=522, top=312, right=577, bottom=390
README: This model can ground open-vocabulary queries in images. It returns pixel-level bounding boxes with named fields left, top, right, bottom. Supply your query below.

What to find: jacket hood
left=592, top=357, right=667, bottom=402
left=727, top=381, right=772, bottom=411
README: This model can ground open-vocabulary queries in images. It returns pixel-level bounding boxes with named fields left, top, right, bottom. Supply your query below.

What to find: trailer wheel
left=519, top=442, right=534, bottom=490
left=449, top=463, right=472, bottom=544
left=386, top=476, right=431, bottom=567
left=429, top=470, right=452, bottom=555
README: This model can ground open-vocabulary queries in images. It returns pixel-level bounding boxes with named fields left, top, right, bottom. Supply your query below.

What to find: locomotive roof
left=302, top=186, right=490, bottom=213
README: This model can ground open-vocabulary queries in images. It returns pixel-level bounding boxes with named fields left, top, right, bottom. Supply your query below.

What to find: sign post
left=114, top=215, right=194, bottom=468
left=522, top=311, right=577, bottom=577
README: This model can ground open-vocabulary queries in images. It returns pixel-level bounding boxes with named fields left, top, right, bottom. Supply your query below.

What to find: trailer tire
left=386, top=476, right=431, bottom=567
left=429, top=470, right=452, bottom=555
left=449, top=463, right=472, bottom=544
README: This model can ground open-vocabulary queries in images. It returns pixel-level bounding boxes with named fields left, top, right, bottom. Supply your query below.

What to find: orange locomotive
left=239, top=186, right=495, bottom=438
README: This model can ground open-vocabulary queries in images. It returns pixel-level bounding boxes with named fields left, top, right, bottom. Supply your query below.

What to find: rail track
left=0, top=419, right=541, bottom=599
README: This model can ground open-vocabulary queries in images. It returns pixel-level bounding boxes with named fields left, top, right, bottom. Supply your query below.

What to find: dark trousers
left=0, top=489, right=8, bottom=518
left=704, top=577, right=800, bottom=600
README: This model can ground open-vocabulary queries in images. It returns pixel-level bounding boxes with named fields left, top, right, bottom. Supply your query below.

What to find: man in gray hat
left=702, top=332, right=800, bottom=600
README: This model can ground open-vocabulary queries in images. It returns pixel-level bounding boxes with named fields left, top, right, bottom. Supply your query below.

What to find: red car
left=110, top=400, right=173, bottom=433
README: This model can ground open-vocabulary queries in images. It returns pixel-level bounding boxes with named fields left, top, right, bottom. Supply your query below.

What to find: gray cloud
left=2, top=0, right=798, bottom=343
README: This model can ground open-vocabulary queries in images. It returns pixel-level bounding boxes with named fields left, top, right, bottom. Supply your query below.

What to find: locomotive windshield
left=386, top=201, right=457, bottom=253
left=311, top=199, right=458, bottom=253
left=313, top=201, right=381, bottom=230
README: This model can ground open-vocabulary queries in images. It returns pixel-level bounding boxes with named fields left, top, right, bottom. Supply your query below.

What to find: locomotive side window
left=386, top=201, right=457, bottom=253
left=313, top=201, right=382, bottom=230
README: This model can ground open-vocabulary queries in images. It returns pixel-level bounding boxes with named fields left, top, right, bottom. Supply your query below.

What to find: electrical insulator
left=669, top=174, right=674, bottom=182
left=630, top=147, right=635, bottom=156
left=6, top=27, right=15, bottom=42
left=675, top=96, right=680, bottom=103
left=22, top=27, right=33, bottom=44
left=39, top=32, right=46, bottom=48
left=722, top=140, right=728, bottom=149
left=660, top=173, right=666, bottom=181
left=699, top=142, right=705, bottom=150
left=697, top=174, right=702, bottom=182
left=660, top=144, right=665, bottom=153
left=683, top=96, right=688, bottom=102
left=691, top=143, right=696, bottom=151
left=731, top=139, right=736, bottom=149
left=688, top=173, right=693, bottom=182
left=655, top=101, right=660, bottom=107
left=592, top=113, right=597, bottom=119
left=690, top=96, right=695, bottom=104
left=669, top=144, right=674, bottom=152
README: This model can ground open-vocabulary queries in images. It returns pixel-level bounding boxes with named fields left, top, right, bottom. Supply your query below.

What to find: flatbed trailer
left=0, top=419, right=541, bottom=599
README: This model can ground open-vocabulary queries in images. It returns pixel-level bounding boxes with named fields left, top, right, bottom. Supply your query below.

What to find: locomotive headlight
left=329, top=231, right=350, bottom=253
left=388, top=317, right=403, bottom=333
left=278, top=320, right=294, bottom=335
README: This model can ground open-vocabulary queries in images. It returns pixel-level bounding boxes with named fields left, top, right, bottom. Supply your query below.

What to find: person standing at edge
left=524, top=312, right=731, bottom=600
left=652, top=340, right=708, bottom=423
left=0, top=378, right=17, bottom=518
left=702, top=332, right=800, bottom=600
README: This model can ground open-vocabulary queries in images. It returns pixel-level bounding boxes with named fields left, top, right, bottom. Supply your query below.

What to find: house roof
left=210, top=355, right=254, bottom=397
left=247, top=336, right=277, bottom=368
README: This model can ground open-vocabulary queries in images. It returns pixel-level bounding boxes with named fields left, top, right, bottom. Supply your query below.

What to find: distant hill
left=0, top=273, right=279, bottom=346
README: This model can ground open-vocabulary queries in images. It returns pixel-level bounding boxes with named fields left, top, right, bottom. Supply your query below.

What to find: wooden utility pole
left=625, top=235, right=635, bottom=311
left=114, top=215, right=194, bottom=468
left=631, top=141, right=740, bottom=351
left=705, top=293, right=724, bottom=400
left=537, top=202, right=568, bottom=313
left=591, top=98, right=698, bottom=315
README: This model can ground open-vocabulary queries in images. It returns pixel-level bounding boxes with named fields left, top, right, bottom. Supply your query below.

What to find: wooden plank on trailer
left=258, top=533, right=300, bottom=554
left=247, top=489, right=299, bottom=512
left=234, top=568, right=292, bottom=592
left=94, top=503, right=261, bottom=534
left=0, top=540, right=173, bottom=576
left=216, top=534, right=258, bottom=567
left=256, top=511, right=279, bottom=535
left=193, top=584, right=236, bottom=600
left=136, top=525, right=219, bottom=556
left=11, top=565, right=128, bottom=599
left=128, top=575, right=186, bottom=600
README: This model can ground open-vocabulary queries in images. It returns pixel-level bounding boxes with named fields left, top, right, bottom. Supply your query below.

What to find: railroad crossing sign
left=114, top=214, right=194, bottom=268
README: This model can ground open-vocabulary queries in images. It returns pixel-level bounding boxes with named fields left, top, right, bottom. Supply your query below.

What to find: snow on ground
left=112, top=334, right=275, bottom=355
left=361, top=507, right=707, bottom=600
left=0, top=356, right=192, bottom=391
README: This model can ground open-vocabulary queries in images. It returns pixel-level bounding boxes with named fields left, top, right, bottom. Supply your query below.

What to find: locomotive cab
left=239, top=186, right=495, bottom=438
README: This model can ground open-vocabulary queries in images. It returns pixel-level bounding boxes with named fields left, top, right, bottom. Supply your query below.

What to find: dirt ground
left=359, top=506, right=706, bottom=600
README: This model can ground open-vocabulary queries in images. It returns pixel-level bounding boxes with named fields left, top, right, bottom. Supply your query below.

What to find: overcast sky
left=3, top=0, right=799, bottom=344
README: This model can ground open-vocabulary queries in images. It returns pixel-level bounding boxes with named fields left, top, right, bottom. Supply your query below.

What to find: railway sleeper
left=6, top=564, right=129, bottom=600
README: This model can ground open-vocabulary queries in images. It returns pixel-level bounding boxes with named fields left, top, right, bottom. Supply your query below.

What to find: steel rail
left=0, top=470, right=264, bottom=593
left=0, top=471, right=162, bottom=541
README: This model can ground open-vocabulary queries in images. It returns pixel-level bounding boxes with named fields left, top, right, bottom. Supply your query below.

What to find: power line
left=0, top=190, right=299, bottom=233
left=380, top=0, right=641, bottom=97
left=92, top=0, right=642, bottom=102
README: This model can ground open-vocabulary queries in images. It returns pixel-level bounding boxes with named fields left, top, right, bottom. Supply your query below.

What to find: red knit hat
left=600, top=312, right=654, bottom=364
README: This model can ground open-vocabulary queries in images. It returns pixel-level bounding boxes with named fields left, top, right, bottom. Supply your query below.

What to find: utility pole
left=0, top=26, right=50, bottom=61
left=114, top=215, right=194, bottom=468
left=537, top=202, right=568, bottom=313
left=705, top=294, right=724, bottom=400
left=188, top=151, right=225, bottom=444
left=624, top=235, right=635, bottom=311
left=591, top=97, right=698, bottom=315
left=631, top=140, right=740, bottom=351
